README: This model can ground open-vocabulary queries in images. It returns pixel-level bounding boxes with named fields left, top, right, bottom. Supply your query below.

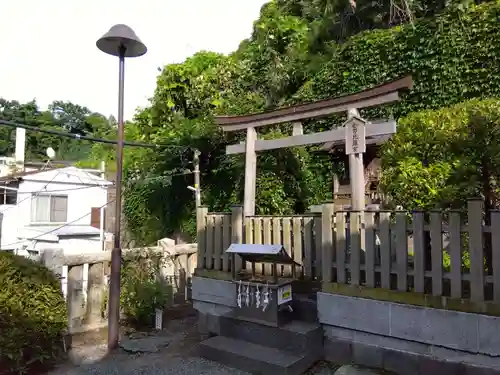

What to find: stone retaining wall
left=192, top=276, right=500, bottom=374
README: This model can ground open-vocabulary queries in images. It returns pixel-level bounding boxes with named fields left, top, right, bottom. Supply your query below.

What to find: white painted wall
left=34, top=237, right=102, bottom=254
left=0, top=167, right=111, bottom=253
left=16, top=181, right=107, bottom=227
left=0, top=205, right=19, bottom=249
left=16, top=168, right=109, bottom=227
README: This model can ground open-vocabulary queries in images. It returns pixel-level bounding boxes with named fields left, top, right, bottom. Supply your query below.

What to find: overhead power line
left=0, top=169, right=68, bottom=214
left=0, top=169, right=192, bottom=206
left=0, top=119, right=187, bottom=149
left=2, top=198, right=117, bottom=249
left=0, top=169, right=193, bottom=249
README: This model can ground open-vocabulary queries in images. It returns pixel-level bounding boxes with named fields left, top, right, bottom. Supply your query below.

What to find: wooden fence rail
left=197, top=199, right=500, bottom=303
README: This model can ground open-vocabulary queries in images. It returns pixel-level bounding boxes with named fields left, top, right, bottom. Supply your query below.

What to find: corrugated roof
left=0, top=167, right=64, bottom=182
left=0, top=166, right=112, bottom=186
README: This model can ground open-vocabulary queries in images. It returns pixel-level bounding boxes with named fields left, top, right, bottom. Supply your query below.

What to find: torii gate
left=215, top=76, right=413, bottom=216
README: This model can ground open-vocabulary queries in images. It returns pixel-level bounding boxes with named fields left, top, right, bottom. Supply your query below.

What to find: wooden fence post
left=231, top=205, right=244, bottom=276
left=449, top=210, right=462, bottom=299
left=491, top=210, right=500, bottom=303
left=321, top=202, right=335, bottom=283
left=430, top=210, right=443, bottom=296
left=364, top=210, right=376, bottom=288
left=379, top=211, right=391, bottom=289
left=335, top=206, right=347, bottom=284
left=395, top=212, right=408, bottom=292
left=412, top=210, right=425, bottom=294
left=468, top=199, right=484, bottom=302
left=196, top=206, right=208, bottom=270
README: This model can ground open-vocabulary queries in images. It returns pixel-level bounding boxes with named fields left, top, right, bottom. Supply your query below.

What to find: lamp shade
left=96, top=24, right=147, bottom=58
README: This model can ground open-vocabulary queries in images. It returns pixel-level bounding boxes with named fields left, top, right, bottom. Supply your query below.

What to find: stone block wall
left=318, top=292, right=500, bottom=374
left=192, top=277, right=237, bottom=335
left=192, top=276, right=500, bottom=374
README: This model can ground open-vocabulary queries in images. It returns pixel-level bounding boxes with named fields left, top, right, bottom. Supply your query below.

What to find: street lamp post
left=96, top=24, right=147, bottom=351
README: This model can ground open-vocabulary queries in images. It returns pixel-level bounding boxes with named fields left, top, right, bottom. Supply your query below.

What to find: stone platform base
left=192, top=276, right=500, bottom=375
left=324, top=326, right=500, bottom=375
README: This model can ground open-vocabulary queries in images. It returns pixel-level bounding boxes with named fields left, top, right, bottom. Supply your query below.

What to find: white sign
left=345, top=117, right=366, bottom=155
left=277, top=284, right=292, bottom=305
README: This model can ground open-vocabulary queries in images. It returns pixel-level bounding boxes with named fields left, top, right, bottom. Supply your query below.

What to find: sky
left=0, top=0, right=268, bottom=121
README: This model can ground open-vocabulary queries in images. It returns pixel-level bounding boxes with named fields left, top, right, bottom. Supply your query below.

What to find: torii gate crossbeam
left=215, top=76, right=413, bottom=216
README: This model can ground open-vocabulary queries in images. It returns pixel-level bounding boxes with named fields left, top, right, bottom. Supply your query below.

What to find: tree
left=0, top=97, right=113, bottom=161
left=48, top=100, right=91, bottom=135
left=85, top=0, right=500, bottom=246
left=116, top=49, right=333, bottom=245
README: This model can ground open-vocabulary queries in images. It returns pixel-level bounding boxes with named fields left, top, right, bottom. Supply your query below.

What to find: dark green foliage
left=381, top=98, right=500, bottom=211
left=0, top=252, right=67, bottom=374
left=296, top=1, right=500, bottom=120
left=97, top=1, right=500, bottom=244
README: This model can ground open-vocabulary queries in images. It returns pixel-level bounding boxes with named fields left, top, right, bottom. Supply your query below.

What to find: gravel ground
left=45, top=316, right=390, bottom=375
left=50, top=353, right=252, bottom=375
left=47, top=316, right=252, bottom=375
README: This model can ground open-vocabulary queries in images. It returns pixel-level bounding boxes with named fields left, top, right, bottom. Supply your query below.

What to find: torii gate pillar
left=346, top=108, right=366, bottom=211
left=244, top=127, right=257, bottom=216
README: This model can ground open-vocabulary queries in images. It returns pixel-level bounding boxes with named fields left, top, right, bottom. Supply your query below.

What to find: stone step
left=199, top=335, right=316, bottom=375
left=219, top=316, right=323, bottom=356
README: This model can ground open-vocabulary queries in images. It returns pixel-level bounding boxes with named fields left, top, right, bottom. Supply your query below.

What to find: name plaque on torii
left=215, top=76, right=413, bottom=215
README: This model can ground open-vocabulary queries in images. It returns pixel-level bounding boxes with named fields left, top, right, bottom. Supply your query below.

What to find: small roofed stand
left=225, top=244, right=300, bottom=327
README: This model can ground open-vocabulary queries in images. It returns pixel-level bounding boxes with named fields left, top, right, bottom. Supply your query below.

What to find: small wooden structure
left=321, top=131, right=392, bottom=207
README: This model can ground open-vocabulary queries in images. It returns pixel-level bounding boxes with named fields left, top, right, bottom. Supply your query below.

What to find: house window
left=31, top=194, right=68, bottom=223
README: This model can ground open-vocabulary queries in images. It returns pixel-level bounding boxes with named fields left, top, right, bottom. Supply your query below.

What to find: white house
left=0, top=166, right=113, bottom=256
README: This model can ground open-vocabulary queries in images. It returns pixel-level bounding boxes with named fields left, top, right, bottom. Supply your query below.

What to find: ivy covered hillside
left=79, top=0, right=500, bottom=245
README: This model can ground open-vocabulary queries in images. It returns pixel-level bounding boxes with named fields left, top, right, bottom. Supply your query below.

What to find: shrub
left=102, top=249, right=173, bottom=327
left=0, top=252, right=67, bottom=374
left=380, top=98, right=500, bottom=211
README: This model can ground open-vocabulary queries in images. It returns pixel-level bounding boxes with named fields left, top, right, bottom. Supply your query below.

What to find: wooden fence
left=197, top=199, right=500, bottom=303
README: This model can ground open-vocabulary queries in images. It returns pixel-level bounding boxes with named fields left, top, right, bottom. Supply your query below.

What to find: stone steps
left=219, top=317, right=323, bottom=355
left=199, top=335, right=317, bottom=375
left=200, top=317, right=323, bottom=374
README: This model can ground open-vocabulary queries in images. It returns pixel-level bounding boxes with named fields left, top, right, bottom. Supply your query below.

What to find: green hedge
left=0, top=252, right=67, bottom=374
left=379, top=98, right=500, bottom=211
left=296, top=1, right=500, bottom=121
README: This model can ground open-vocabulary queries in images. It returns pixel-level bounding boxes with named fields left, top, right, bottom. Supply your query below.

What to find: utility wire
left=0, top=170, right=192, bottom=197
left=0, top=184, right=101, bottom=194
left=0, top=119, right=189, bottom=149
left=0, top=168, right=108, bottom=212
left=2, top=198, right=116, bottom=249
left=0, top=170, right=68, bottom=213
left=0, top=169, right=194, bottom=245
